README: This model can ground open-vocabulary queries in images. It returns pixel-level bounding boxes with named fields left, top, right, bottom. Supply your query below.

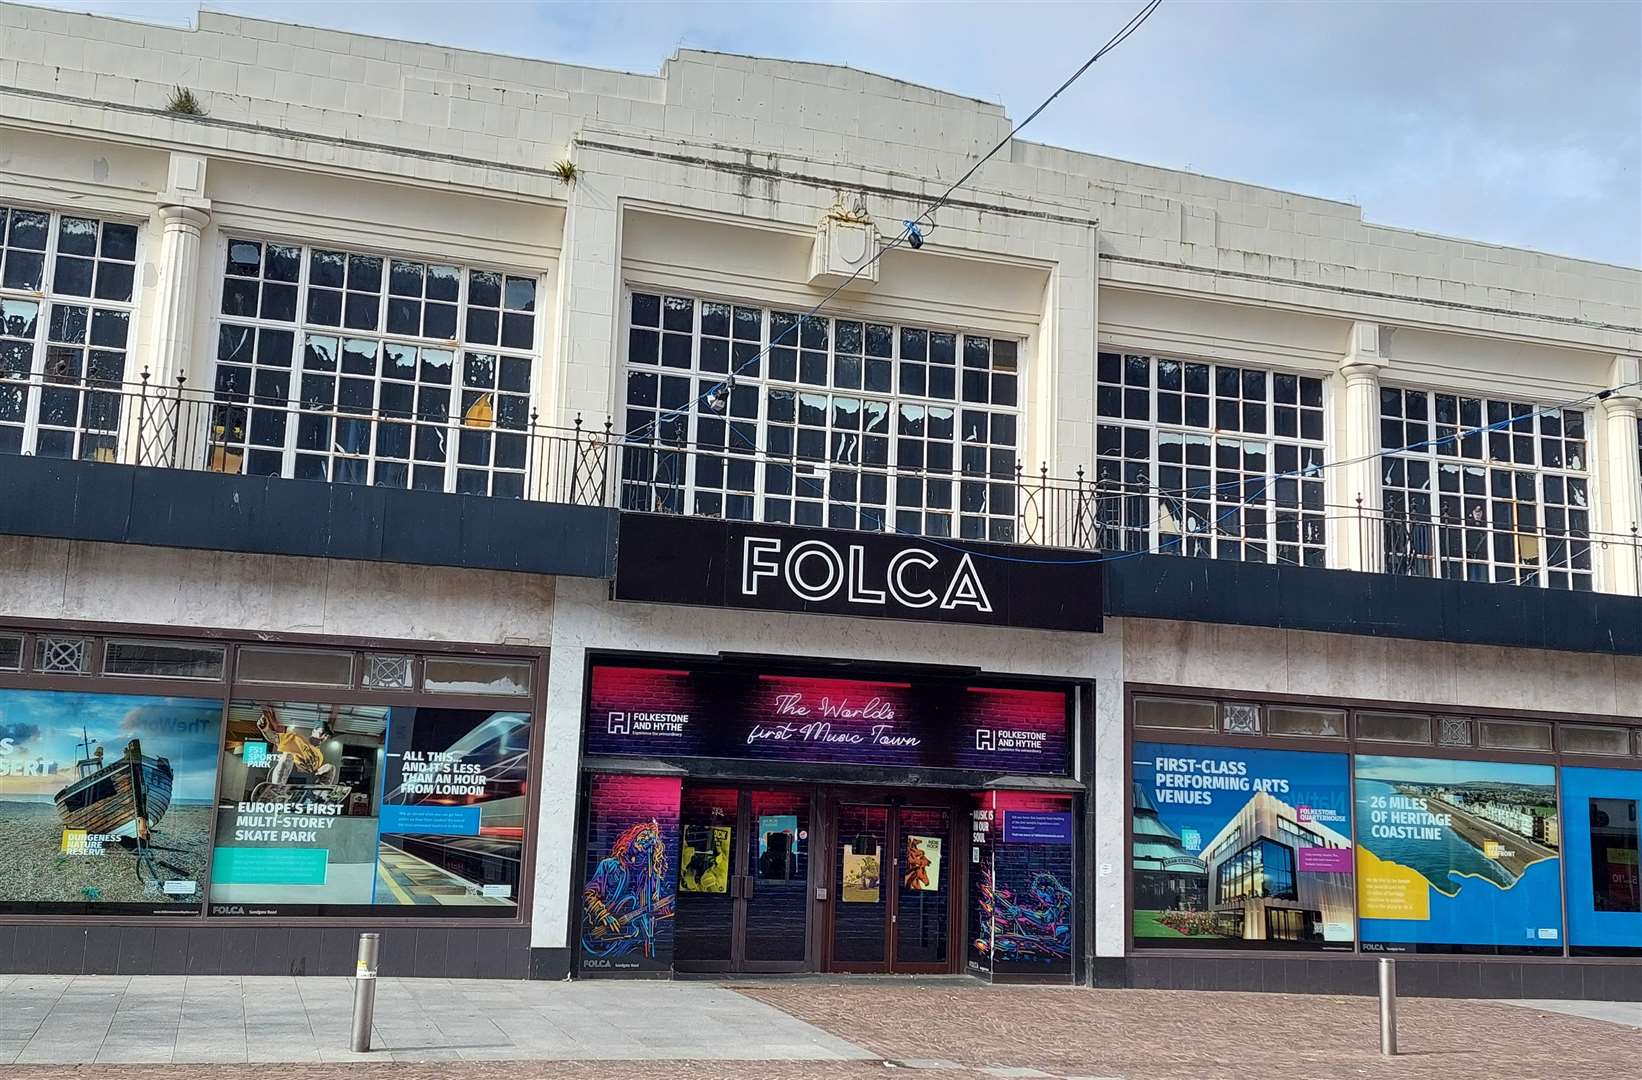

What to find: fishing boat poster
left=0, top=689, right=221, bottom=914
left=1355, top=755, right=1562, bottom=954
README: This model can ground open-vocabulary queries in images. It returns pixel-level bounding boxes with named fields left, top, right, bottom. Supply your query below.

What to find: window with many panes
left=211, top=237, right=540, bottom=496
left=1379, top=387, right=1591, bottom=589
left=0, top=207, right=139, bottom=461
left=1094, top=353, right=1327, bottom=565
left=621, top=291, right=1022, bottom=540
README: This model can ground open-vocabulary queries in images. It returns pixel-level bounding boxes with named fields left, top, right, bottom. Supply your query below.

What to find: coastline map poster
left=1355, top=755, right=1562, bottom=954
left=0, top=689, right=222, bottom=915
left=1132, top=742, right=1355, bottom=950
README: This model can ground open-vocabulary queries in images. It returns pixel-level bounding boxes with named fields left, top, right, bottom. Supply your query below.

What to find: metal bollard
left=1377, top=956, right=1398, bottom=1056
left=350, top=932, right=380, bottom=1053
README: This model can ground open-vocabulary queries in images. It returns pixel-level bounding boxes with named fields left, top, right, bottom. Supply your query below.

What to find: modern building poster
left=0, top=689, right=222, bottom=915
left=580, top=773, right=680, bottom=974
left=1132, top=742, right=1355, bottom=950
left=1354, top=755, right=1562, bottom=954
left=209, top=701, right=530, bottom=916
left=1557, top=766, right=1640, bottom=955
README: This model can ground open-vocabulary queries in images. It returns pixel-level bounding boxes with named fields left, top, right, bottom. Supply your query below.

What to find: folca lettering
left=741, top=537, right=993, bottom=612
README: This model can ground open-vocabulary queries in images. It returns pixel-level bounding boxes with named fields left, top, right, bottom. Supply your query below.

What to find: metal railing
left=1340, top=498, right=1642, bottom=591
left=3, top=370, right=1640, bottom=593
left=0, top=372, right=611, bottom=507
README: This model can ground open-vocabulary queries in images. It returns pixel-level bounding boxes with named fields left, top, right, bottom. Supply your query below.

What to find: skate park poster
left=208, top=700, right=529, bottom=916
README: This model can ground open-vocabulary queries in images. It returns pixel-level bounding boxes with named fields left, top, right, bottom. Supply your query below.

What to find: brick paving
left=3, top=980, right=1639, bottom=1079
left=737, top=982, right=1642, bottom=1080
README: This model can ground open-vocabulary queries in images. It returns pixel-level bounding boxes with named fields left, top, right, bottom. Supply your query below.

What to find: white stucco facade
left=2, top=5, right=1641, bottom=979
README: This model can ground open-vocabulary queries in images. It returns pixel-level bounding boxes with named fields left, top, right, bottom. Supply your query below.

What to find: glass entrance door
left=828, top=799, right=957, bottom=973
left=674, top=785, right=812, bottom=973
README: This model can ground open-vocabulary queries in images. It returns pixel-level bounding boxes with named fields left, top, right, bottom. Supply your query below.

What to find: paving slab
left=0, top=975, right=874, bottom=1065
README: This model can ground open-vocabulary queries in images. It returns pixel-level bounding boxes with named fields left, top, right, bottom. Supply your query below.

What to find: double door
left=828, top=798, right=957, bottom=974
left=674, top=786, right=812, bottom=973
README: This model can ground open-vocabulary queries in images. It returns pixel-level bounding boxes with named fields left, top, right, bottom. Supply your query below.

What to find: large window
left=211, top=238, right=540, bottom=496
left=1379, top=388, right=1592, bottom=589
left=0, top=207, right=140, bottom=461
left=1094, top=353, right=1327, bottom=566
left=621, top=292, right=1023, bottom=541
left=1216, top=838, right=1299, bottom=903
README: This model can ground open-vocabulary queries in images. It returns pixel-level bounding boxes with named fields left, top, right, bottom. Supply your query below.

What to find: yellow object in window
left=464, top=392, right=494, bottom=429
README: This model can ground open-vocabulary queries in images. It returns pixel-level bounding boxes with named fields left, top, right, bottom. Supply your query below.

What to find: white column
left=1600, top=354, right=1642, bottom=595
left=146, top=153, right=211, bottom=386
left=1336, top=321, right=1388, bottom=572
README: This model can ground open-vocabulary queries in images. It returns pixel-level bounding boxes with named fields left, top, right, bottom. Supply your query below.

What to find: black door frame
left=822, top=789, right=964, bottom=974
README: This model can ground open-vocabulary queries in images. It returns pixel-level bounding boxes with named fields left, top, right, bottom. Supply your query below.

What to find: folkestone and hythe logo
left=608, top=711, right=689, bottom=737
left=975, top=728, right=1046, bottom=753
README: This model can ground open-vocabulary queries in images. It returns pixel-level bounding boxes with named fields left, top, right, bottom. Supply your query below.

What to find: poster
left=841, top=843, right=881, bottom=902
left=680, top=825, right=731, bottom=894
left=1355, top=755, right=1561, bottom=954
left=970, top=791, right=1075, bottom=978
left=1560, top=767, right=1641, bottom=955
left=1543, top=764, right=1635, bottom=951
left=904, top=834, right=942, bottom=891
left=580, top=774, right=679, bottom=974
left=210, top=701, right=529, bottom=916
left=0, top=690, right=221, bottom=914
left=1132, top=742, right=1355, bottom=949
left=756, top=814, right=798, bottom=880
left=587, top=664, right=1071, bottom=775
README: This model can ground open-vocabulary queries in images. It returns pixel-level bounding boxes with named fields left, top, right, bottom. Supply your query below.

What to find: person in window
left=256, top=706, right=337, bottom=788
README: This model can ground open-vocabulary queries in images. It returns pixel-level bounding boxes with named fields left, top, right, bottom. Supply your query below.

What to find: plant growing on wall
left=164, top=86, right=207, bottom=117
left=552, top=159, right=578, bottom=183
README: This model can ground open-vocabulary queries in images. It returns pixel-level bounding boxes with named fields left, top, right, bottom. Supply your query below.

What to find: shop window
left=1380, top=387, right=1591, bottom=590
left=35, top=636, right=90, bottom=675
left=1133, top=696, right=1215, bottom=731
left=1354, top=711, right=1430, bottom=743
left=1095, top=353, right=1327, bottom=565
left=1265, top=706, right=1346, bottom=738
left=210, top=699, right=530, bottom=916
left=1559, top=724, right=1632, bottom=757
left=102, top=640, right=226, bottom=680
left=1478, top=718, right=1554, bottom=752
left=622, top=291, right=1022, bottom=541
left=212, top=237, right=538, bottom=496
left=0, top=207, right=139, bottom=461
left=0, top=633, right=20, bottom=671
left=362, top=653, right=414, bottom=690
left=422, top=657, right=532, bottom=696
left=1588, top=797, right=1640, bottom=913
left=0, top=687, right=221, bottom=913
left=235, top=646, right=353, bottom=687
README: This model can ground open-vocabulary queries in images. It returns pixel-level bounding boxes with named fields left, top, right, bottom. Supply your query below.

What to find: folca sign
left=613, top=513, right=1101, bottom=632
left=742, top=536, right=991, bottom=612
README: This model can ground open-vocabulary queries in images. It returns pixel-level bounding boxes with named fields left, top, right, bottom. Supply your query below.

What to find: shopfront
left=0, top=620, right=546, bottom=976
left=1120, top=684, right=1642, bottom=991
left=574, top=657, right=1082, bottom=980
left=567, top=512, right=1104, bottom=981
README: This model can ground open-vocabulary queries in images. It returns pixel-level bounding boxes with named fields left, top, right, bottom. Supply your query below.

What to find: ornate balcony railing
left=2, top=370, right=1639, bottom=592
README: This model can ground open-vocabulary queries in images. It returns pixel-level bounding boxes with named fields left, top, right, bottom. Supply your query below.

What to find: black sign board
left=612, top=512, right=1102, bottom=632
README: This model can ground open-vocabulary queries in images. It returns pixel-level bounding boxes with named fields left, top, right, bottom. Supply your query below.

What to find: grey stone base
left=0, top=922, right=531, bottom=978
left=1093, top=955, right=1642, bottom=1000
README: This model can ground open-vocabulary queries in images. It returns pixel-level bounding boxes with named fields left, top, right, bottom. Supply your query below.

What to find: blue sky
left=0, top=690, right=221, bottom=799
left=1356, top=755, right=1555, bottom=788
left=23, top=1, right=1642, bottom=268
